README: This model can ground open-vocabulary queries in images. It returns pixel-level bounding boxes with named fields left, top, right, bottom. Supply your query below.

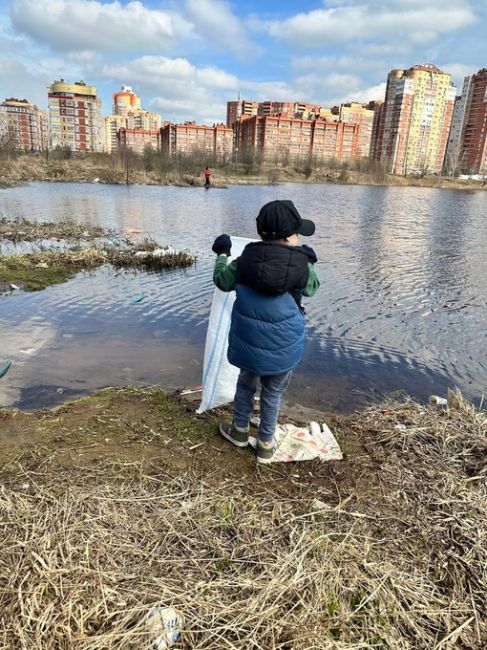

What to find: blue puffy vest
left=227, top=242, right=309, bottom=375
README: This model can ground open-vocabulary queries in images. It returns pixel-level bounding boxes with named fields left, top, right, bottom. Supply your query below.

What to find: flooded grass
left=0, top=387, right=485, bottom=648
left=0, top=219, right=195, bottom=291
left=0, top=216, right=106, bottom=243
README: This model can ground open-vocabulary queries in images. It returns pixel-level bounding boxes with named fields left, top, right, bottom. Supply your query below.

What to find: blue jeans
left=233, top=369, right=293, bottom=442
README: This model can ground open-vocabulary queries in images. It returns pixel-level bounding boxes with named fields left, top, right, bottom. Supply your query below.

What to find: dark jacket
left=227, top=242, right=310, bottom=375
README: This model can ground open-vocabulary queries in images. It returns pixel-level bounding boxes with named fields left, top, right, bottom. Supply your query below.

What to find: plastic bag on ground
left=249, top=421, right=343, bottom=463
left=146, top=605, right=182, bottom=649
left=197, top=237, right=253, bottom=413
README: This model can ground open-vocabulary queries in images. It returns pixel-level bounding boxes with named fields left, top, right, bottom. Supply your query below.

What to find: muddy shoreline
left=1, top=154, right=486, bottom=191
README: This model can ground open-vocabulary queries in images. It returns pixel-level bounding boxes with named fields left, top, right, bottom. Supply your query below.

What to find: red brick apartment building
left=117, top=128, right=160, bottom=154
left=234, top=114, right=360, bottom=162
left=0, top=98, right=47, bottom=151
left=160, top=121, right=233, bottom=161
left=457, top=68, right=487, bottom=173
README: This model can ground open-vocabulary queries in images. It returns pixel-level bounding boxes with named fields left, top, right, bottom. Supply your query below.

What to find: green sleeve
left=213, top=256, right=237, bottom=292
left=302, top=263, right=320, bottom=297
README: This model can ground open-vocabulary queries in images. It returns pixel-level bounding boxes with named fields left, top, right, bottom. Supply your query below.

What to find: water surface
left=1, top=181, right=486, bottom=412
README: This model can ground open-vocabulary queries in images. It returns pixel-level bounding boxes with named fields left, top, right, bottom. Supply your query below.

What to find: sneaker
left=219, top=421, right=249, bottom=448
left=256, top=439, right=274, bottom=464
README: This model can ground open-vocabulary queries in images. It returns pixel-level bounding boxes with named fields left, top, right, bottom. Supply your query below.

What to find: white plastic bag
left=197, top=237, right=253, bottom=413
left=146, top=605, right=183, bottom=649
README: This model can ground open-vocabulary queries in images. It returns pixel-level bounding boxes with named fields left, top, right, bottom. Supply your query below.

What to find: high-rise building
left=0, top=98, right=47, bottom=151
left=333, top=102, right=376, bottom=158
left=226, top=100, right=259, bottom=127
left=105, top=115, right=128, bottom=154
left=373, top=64, right=456, bottom=174
left=106, top=85, right=161, bottom=153
left=113, top=85, right=141, bottom=116
left=48, top=79, right=103, bottom=152
left=118, top=128, right=160, bottom=154
left=233, top=114, right=360, bottom=162
left=160, top=122, right=233, bottom=160
left=446, top=69, right=487, bottom=174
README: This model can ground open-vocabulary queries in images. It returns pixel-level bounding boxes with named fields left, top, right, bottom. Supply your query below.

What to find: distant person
left=211, top=200, right=320, bottom=464
left=204, top=166, right=211, bottom=188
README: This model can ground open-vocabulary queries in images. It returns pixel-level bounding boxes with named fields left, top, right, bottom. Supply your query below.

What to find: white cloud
left=440, top=62, right=480, bottom=84
left=10, top=0, right=178, bottom=53
left=263, top=2, right=476, bottom=48
left=102, top=56, right=239, bottom=123
left=348, top=82, right=387, bottom=103
left=184, top=0, right=259, bottom=58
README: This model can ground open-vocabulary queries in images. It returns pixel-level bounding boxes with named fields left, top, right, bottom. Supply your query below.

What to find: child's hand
left=212, top=234, right=232, bottom=256
left=301, top=244, right=318, bottom=264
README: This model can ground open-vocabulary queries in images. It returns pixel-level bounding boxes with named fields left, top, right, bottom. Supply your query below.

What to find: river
left=0, top=181, right=486, bottom=412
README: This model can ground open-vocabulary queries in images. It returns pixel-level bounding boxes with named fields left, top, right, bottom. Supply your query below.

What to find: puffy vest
left=227, top=242, right=309, bottom=375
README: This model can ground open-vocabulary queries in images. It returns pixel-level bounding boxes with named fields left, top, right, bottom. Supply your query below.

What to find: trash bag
left=197, top=237, right=253, bottom=413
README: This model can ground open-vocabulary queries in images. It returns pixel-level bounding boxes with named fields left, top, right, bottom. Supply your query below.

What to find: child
left=211, top=199, right=320, bottom=464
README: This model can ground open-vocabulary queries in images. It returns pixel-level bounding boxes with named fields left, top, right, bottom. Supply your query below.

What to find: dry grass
left=0, top=389, right=486, bottom=648
left=0, top=217, right=106, bottom=244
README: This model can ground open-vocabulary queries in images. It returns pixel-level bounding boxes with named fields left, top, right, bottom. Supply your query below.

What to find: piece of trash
left=249, top=421, right=342, bottom=463
left=394, top=423, right=407, bottom=431
left=19, top=348, right=37, bottom=356
left=36, top=262, right=49, bottom=268
left=132, top=295, right=145, bottom=304
left=312, top=498, right=331, bottom=511
left=0, top=360, right=12, bottom=379
left=146, top=605, right=183, bottom=650
left=56, top=387, right=64, bottom=394
left=93, top=177, right=100, bottom=183
left=429, top=395, right=448, bottom=407
left=82, top=230, right=90, bottom=237
left=180, top=385, right=202, bottom=395
left=9, top=283, right=20, bottom=290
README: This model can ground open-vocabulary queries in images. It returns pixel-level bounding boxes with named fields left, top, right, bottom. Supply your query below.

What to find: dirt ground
left=0, top=387, right=367, bottom=502
left=0, top=387, right=486, bottom=648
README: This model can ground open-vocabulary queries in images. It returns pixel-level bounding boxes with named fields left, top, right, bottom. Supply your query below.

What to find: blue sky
left=0, top=0, right=485, bottom=123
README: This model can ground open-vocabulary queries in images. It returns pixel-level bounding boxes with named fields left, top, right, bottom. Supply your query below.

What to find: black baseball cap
left=256, top=200, right=315, bottom=240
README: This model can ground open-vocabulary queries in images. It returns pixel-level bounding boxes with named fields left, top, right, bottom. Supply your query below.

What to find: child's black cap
left=256, top=200, right=315, bottom=240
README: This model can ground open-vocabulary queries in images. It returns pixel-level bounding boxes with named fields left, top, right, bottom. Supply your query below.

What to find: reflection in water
left=0, top=181, right=486, bottom=412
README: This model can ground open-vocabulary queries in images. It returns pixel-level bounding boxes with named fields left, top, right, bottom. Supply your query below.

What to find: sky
left=0, top=0, right=485, bottom=124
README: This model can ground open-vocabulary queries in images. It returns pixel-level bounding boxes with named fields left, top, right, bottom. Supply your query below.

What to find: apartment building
left=333, top=102, right=376, bottom=157
left=446, top=69, right=487, bottom=174
left=117, top=128, right=160, bottom=154
left=105, top=112, right=161, bottom=153
left=105, top=115, right=129, bottom=154
left=0, top=98, right=47, bottom=151
left=226, top=99, right=259, bottom=127
left=373, top=64, right=456, bottom=174
left=311, top=119, right=360, bottom=160
left=161, top=121, right=233, bottom=160
left=113, top=85, right=141, bottom=115
left=105, top=85, right=161, bottom=153
left=234, top=114, right=360, bottom=162
left=48, top=79, right=103, bottom=152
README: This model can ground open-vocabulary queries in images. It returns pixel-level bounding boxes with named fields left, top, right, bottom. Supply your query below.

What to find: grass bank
left=1, top=152, right=486, bottom=191
left=0, top=387, right=485, bottom=648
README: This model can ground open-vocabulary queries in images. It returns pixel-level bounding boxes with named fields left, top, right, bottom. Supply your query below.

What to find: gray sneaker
left=219, top=421, right=249, bottom=448
left=256, top=439, right=274, bottom=464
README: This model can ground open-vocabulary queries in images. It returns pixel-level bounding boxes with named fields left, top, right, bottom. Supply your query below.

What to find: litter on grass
left=249, top=421, right=343, bottom=463
left=146, top=606, right=183, bottom=650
